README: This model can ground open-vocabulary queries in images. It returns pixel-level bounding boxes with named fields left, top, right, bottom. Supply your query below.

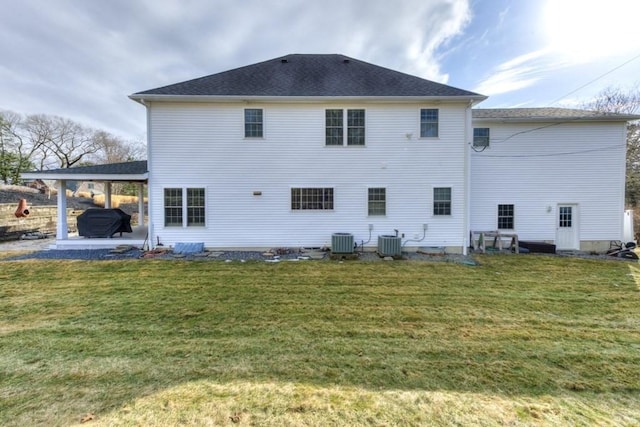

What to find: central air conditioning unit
left=378, top=235, right=402, bottom=257
left=331, top=232, right=354, bottom=254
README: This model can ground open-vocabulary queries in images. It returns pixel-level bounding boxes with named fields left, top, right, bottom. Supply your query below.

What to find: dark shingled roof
left=24, top=161, right=148, bottom=177
left=473, top=108, right=640, bottom=121
left=133, top=54, right=484, bottom=98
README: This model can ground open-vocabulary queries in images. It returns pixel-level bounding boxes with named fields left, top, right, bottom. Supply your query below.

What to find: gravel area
left=2, top=246, right=480, bottom=264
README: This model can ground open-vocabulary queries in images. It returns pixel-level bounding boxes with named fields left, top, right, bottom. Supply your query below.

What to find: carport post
left=56, top=180, right=68, bottom=240
left=104, top=183, right=112, bottom=209
left=137, top=183, right=145, bottom=225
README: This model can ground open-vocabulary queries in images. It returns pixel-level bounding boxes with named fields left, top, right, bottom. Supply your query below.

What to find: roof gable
left=132, top=54, right=484, bottom=99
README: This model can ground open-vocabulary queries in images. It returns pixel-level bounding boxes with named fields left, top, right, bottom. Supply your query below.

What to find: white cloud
left=0, top=0, right=472, bottom=139
left=473, top=49, right=564, bottom=96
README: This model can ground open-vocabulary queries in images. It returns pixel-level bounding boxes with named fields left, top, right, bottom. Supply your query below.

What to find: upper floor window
left=473, top=128, right=490, bottom=148
left=164, top=187, right=206, bottom=227
left=325, top=110, right=343, bottom=146
left=244, top=108, right=263, bottom=138
left=420, top=108, right=439, bottom=138
left=497, top=204, right=514, bottom=229
left=368, top=188, right=386, bottom=216
left=433, top=187, right=451, bottom=216
left=325, top=109, right=365, bottom=146
left=291, top=188, right=334, bottom=210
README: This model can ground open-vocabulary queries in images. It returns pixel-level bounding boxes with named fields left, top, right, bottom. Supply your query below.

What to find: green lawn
left=1, top=256, right=639, bottom=426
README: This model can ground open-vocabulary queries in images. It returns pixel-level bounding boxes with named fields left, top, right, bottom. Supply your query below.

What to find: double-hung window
left=497, top=204, right=514, bottom=229
left=244, top=108, right=263, bottom=138
left=420, top=108, right=439, bottom=138
left=368, top=188, right=386, bottom=216
left=473, top=128, right=490, bottom=148
left=164, top=187, right=206, bottom=227
left=433, top=187, right=451, bottom=216
left=291, top=188, right=334, bottom=210
left=325, top=109, right=365, bottom=146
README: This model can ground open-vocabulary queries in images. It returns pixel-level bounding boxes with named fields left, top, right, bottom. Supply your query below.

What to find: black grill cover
left=77, top=208, right=133, bottom=238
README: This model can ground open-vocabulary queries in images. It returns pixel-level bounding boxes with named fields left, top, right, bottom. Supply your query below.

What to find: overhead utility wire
left=549, top=51, right=640, bottom=106
left=473, top=53, right=640, bottom=156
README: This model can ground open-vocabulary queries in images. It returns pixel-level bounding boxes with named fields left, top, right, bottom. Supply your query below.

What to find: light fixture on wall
left=405, top=133, right=413, bottom=140
left=546, top=206, right=552, bottom=213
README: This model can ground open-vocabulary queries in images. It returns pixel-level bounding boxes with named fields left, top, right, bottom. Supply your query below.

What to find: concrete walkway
left=0, top=237, right=53, bottom=253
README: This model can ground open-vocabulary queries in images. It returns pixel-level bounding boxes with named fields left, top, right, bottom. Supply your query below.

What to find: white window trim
left=419, top=108, right=440, bottom=139
left=290, top=186, right=336, bottom=211
left=162, top=186, right=207, bottom=228
left=367, top=186, right=387, bottom=216
left=324, top=108, right=366, bottom=147
left=431, top=185, right=452, bottom=217
left=497, top=203, right=515, bottom=230
left=243, top=108, right=265, bottom=139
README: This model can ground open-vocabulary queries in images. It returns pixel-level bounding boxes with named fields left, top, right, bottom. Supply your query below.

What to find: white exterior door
left=556, top=204, right=579, bottom=250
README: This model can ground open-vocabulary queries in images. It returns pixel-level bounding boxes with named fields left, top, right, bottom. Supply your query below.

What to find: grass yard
left=1, top=255, right=639, bottom=426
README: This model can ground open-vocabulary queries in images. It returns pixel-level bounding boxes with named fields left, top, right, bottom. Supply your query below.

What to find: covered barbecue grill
left=77, top=208, right=133, bottom=238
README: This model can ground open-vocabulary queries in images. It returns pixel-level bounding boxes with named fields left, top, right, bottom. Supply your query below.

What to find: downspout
left=463, top=101, right=473, bottom=256
left=141, top=98, right=154, bottom=250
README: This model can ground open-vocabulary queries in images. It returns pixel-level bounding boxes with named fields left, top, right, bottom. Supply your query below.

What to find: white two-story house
left=129, top=54, right=488, bottom=253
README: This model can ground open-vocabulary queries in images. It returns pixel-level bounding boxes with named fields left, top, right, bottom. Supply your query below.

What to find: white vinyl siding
left=470, top=121, right=627, bottom=244
left=148, top=102, right=468, bottom=249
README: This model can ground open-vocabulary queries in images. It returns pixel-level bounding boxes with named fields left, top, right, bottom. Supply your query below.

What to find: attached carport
left=21, top=161, right=148, bottom=249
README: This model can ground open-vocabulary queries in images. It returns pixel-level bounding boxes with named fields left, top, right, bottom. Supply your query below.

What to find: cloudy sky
left=2, top=0, right=640, bottom=141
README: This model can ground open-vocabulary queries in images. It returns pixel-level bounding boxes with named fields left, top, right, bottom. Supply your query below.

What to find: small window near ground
left=497, top=204, right=514, bottom=229
left=368, top=188, right=386, bottom=216
left=433, top=187, right=451, bottom=216
left=420, top=108, right=439, bottom=138
left=473, top=128, right=490, bottom=148
left=291, top=188, right=334, bottom=210
left=244, top=108, right=263, bottom=138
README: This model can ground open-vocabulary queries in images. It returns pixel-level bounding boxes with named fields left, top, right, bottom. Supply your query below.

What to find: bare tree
left=583, top=86, right=640, bottom=206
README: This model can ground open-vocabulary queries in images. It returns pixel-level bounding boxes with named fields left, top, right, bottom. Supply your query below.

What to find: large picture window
left=164, top=187, right=206, bottom=227
left=291, top=188, right=334, bottom=210
left=433, top=187, right=451, bottom=216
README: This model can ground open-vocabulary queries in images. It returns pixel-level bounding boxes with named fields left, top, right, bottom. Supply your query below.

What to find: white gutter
left=129, top=94, right=488, bottom=105
left=21, top=172, right=148, bottom=181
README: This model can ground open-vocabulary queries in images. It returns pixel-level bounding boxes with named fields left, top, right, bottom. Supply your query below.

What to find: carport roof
left=21, top=160, right=148, bottom=182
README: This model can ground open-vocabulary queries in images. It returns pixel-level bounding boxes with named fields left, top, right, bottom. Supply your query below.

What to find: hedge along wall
left=0, top=204, right=83, bottom=241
